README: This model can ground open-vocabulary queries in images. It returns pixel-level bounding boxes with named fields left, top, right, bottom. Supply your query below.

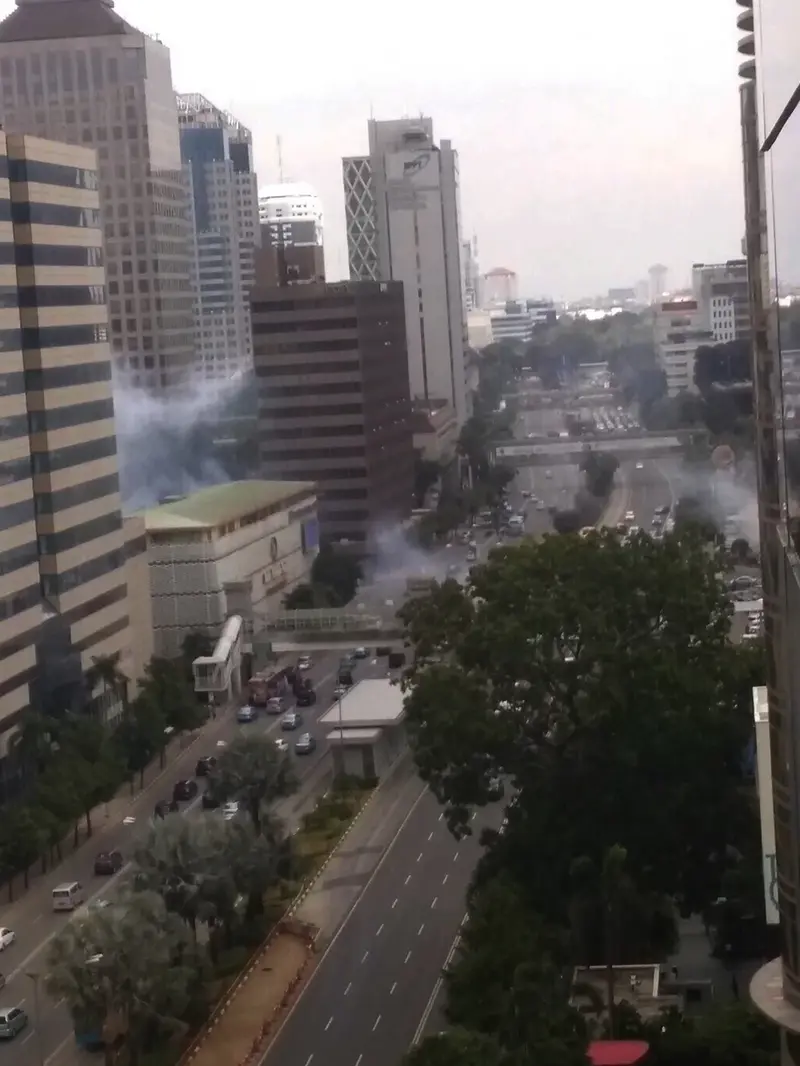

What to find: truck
left=248, top=668, right=289, bottom=707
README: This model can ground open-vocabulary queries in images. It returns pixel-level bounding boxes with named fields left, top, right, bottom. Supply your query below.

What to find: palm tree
left=85, top=652, right=129, bottom=720
left=210, top=734, right=296, bottom=834
left=8, top=711, right=58, bottom=778
left=46, top=889, right=202, bottom=1066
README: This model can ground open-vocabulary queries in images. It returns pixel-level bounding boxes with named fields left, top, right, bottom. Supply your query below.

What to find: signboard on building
left=753, top=685, right=780, bottom=925
left=301, top=517, right=319, bottom=555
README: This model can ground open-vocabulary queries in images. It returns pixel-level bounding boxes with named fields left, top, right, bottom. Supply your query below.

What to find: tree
left=141, top=657, right=206, bottom=737
left=310, top=543, right=362, bottom=606
left=0, top=805, right=50, bottom=891
left=46, top=890, right=203, bottom=1066
left=414, top=456, right=442, bottom=508
left=552, top=509, right=583, bottom=535
left=209, top=734, right=296, bottom=834
left=59, top=716, right=123, bottom=837
left=403, top=1030, right=508, bottom=1066
left=8, top=711, right=58, bottom=779
left=85, top=652, right=129, bottom=718
left=114, top=692, right=167, bottom=788
left=399, top=530, right=753, bottom=918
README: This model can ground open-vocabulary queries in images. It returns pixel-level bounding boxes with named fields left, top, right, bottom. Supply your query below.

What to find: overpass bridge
left=259, top=608, right=405, bottom=654
left=493, top=433, right=690, bottom=466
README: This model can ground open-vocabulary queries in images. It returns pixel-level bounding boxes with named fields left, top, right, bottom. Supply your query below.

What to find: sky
left=4, top=0, right=746, bottom=301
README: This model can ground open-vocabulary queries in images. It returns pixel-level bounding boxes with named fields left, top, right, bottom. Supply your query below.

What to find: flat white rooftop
left=319, top=678, right=405, bottom=729
left=326, top=727, right=382, bottom=745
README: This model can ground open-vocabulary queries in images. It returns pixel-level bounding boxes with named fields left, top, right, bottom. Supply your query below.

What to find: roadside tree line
left=397, top=528, right=773, bottom=1066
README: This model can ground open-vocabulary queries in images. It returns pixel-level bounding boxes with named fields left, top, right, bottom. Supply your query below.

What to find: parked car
left=237, top=704, right=257, bottom=723
left=297, top=654, right=313, bottom=671
left=275, top=738, right=289, bottom=754
left=281, top=711, right=302, bottom=731
left=154, top=798, right=179, bottom=819
left=173, top=779, right=198, bottom=803
left=353, top=646, right=369, bottom=659
left=266, top=696, right=285, bottom=715
left=195, top=756, right=217, bottom=777
left=0, top=1006, right=28, bottom=1039
left=93, top=850, right=123, bottom=876
left=0, top=930, right=15, bottom=952
left=296, top=688, right=316, bottom=707
left=294, top=733, right=316, bottom=755
left=388, top=651, right=406, bottom=669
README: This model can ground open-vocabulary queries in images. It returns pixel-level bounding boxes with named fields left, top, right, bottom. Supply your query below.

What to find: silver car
left=0, top=1006, right=28, bottom=1039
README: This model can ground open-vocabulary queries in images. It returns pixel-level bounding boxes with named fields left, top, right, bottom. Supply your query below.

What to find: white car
left=0, top=928, right=15, bottom=951
left=635, top=462, right=644, bottom=470
left=624, top=511, right=635, bottom=522
left=275, top=738, right=289, bottom=754
left=221, top=801, right=239, bottom=822
left=297, top=655, right=312, bottom=671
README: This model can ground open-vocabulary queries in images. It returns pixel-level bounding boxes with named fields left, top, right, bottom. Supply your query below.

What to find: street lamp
left=24, top=971, right=45, bottom=1066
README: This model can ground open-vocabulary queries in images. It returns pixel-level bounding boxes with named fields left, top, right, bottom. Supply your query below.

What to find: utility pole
left=25, top=972, right=45, bottom=1066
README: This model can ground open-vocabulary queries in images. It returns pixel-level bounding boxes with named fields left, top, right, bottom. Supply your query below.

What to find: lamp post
left=24, top=971, right=45, bottom=1066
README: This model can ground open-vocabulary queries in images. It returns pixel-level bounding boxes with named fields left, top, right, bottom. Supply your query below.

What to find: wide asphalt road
left=263, top=789, right=499, bottom=1066
left=0, top=649, right=387, bottom=1066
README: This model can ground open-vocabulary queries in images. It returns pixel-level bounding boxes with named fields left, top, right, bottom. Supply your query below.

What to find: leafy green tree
left=310, top=543, right=362, bottom=606
left=400, top=530, right=752, bottom=917
left=210, top=734, right=296, bottom=834
left=34, top=760, right=84, bottom=857
left=404, top=1029, right=508, bottom=1066
left=59, top=716, right=123, bottom=837
left=0, top=805, right=50, bottom=891
left=9, top=711, right=58, bottom=778
left=642, top=1002, right=779, bottom=1066
left=46, top=889, right=203, bottom=1066
left=114, top=692, right=167, bottom=787
left=85, top=651, right=129, bottom=718
left=141, top=657, right=206, bottom=737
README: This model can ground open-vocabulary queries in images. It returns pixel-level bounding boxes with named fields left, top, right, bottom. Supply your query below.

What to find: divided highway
left=263, top=791, right=499, bottom=1066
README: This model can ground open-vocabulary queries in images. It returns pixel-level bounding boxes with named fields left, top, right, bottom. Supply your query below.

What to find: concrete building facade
left=343, top=117, right=468, bottom=424
left=258, top=181, right=323, bottom=252
left=0, top=0, right=197, bottom=391
left=252, top=280, right=415, bottom=551
left=654, top=298, right=714, bottom=395
left=144, top=481, right=318, bottom=659
left=483, top=266, right=517, bottom=306
left=692, top=259, right=751, bottom=341
left=0, top=132, right=147, bottom=779
left=178, top=93, right=260, bottom=384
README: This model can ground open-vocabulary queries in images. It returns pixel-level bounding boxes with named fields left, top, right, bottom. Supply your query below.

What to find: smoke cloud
left=113, top=371, right=251, bottom=512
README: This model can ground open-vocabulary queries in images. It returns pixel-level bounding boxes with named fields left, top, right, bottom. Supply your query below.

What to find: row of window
left=0, top=538, right=38, bottom=578
left=255, top=361, right=361, bottom=378
left=0, top=582, right=38, bottom=623
left=7, top=158, right=99, bottom=191
left=31, top=434, right=117, bottom=474
left=259, top=403, right=365, bottom=418
left=252, top=317, right=359, bottom=335
left=41, top=546, right=125, bottom=598
left=35, top=473, right=120, bottom=516
left=29, top=398, right=115, bottom=434
left=0, top=413, right=30, bottom=444
left=38, top=511, right=122, bottom=557
left=259, top=423, right=364, bottom=441
left=0, top=323, right=108, bottom=353
left=13, top=202, right=101, bottom=229
left=74, top=614, right=129, bottom=655
left=27, top=361, right=112, bottom=392
left=262, top=382, right=361, bottom=399
left=0, top=243, right=104, bottom=269
left=259, top=338, right=359, bottom=356
left=265, top=446, right=367, bottom=462
left=0, top=495, right=34, bottom=534
left=252, top=296, right=356, bottom=313
left=0, top=284, right=107, bottom=309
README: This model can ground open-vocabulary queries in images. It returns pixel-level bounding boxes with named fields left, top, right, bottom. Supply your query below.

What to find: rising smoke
left=113, top=371, right=255, bottom=512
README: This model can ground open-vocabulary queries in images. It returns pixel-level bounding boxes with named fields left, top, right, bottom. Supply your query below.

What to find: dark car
left=195, top=756, right=217, bottom=777
left=388, top=651, right=406, bottom=669
left=94, top=850, right=124, bottom=876
left=296, top=688, right=316, bottom=707
left=154, top=798, right=179, bottom=819
left=172, top=779, right=199, bottom=803
left=337, top=669, right=354, bottom=687
left=201, top=789, right=221, bottom=811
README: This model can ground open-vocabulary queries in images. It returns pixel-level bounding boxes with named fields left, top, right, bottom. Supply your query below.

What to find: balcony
left=739, top=32, right=755, bottom=56
left=739, top=58, right=756, bottom=80
left=737, top=8, right=754, bottom=31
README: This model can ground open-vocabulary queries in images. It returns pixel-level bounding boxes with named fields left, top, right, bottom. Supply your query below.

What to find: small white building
left=320, top=678, right=406, bottom=779
left=143, top=480, right=318, bottom=658
left=654, top=298, right=714, bottom=396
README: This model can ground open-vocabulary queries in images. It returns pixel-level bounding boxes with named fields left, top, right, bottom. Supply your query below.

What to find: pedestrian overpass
left=493, top=433, right=689, bottom=466
left=259, top=608, right=405, bottom=654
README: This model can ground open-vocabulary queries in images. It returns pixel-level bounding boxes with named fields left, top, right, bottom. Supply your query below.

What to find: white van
left=53, top=881, right=85, bottom=912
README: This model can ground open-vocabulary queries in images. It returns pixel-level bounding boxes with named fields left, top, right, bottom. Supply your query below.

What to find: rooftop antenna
left=276, top=135, right=284, bottom=183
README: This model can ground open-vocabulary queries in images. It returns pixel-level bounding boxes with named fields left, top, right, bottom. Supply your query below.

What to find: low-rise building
left=123, top=516, right=154, bottom=692
left=411, top=400, right=459, bottom=466
left=320, top=677, right=406, bottom=778
left=654, top=298, right=714, bottom=396
left=143, top=480, right=318, bottom=658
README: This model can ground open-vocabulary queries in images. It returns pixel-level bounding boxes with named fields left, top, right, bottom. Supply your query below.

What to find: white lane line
left=427, top=831, right=433, bottom=841
left=442, top=874, right=448, bottom=886
left=392, top=898, right=398, bottom=909
left=412, top=929, right=464, bottom=1046
left=405, top=950, right=412, bottom=963
left=361, top=950, right=369, bottom=963
left=453, top=851, right=459, bottom=861
left=390, top=981, right=397, bottom=995
left=325, top=1017, right=334, bottom=1031
left=471, top=811, right=477, bottom=820
left=438, top=812, right=443, bottom=821
left=356, top=1056, right=363, bottom=1066
left=418, top=923, right=425, bottom=936
left=417, top=852, right=423, bottom=862
left=372, top=1014, right=381, bottom=1031
left=405, top=874, right=411, bottom=885
left=344, top=982, right=352, bottom=996
left=376, top=923, right=384, bottom=937
left=431, top=897, right=438, bottom=909
left=21, top=1031, right=33, bottom=1046
left=305, top=1055, right=314, bottom=1066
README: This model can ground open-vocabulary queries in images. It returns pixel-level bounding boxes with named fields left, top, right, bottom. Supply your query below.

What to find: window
left=11, top=202, right=101, bottom=228
left=0, top=540, right=37, bottom=578
left=40, top=546, right=124, bottom=596
left=38, top=511, right=122, bottom=556
left=31, top=435, right=117, bottom=474
left=14, top=244, right=103, bottom=270
left=0, top=584, right=39, bottom=623
left=26, top=361, right=112, bottom=391
left=18, top=285, right=106, bottom=308
left=28, top=398, right=114, bottom=433
left=22, top=324, right=108, bottom=350
left=35, top=473, right=120, bottom=515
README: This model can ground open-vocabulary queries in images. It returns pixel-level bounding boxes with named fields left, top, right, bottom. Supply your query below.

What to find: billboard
left=753, top=685, right=779, bottom=925
left=386, top=149, right=440, bottom=211
left=301, top=517, right=319, bottom=555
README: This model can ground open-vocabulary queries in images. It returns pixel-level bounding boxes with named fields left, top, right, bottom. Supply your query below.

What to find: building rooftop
left=143, top=480, right=315, bottom=533
left=0, top=0, right=135, bottom=43
left=319, top=679, right=405, bottom=730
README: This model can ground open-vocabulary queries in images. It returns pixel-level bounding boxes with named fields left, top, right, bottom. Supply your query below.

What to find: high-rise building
left=653, top=298, right=714, bottom=395
left=483, top=267, right=518, bottom=306
left=691, top=259, right=751, bottom=343
left=0, top=132, right=144, bottom=787
left=462, top=236, right=480, bottom=311
left=648, top=264, right=668, bottom=303
left=258, top=182, right=323, bottom=250
left=743, top=0, right=800, bottom=1057
left=252, top=280, right=414, bottom=551
left=342, top=117, right=468, bottom=424
left=177, top=93, right=260, bottom=384
left=0, top=0, right=197, bottom=391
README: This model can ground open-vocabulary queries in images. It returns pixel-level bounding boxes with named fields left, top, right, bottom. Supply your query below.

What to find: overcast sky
left=6, top=0, right=745, bottom=300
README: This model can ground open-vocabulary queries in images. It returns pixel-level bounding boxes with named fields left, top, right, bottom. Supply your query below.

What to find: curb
left=178, top=786, right=378, bottom=1066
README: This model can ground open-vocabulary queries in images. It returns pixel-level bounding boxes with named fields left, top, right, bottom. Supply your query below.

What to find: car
left=195, top=756, right=217, bottom=777
left=296, top=688, right=317, bottom=707
left=545, top=470, right=553, bottom=479
left=635, top=462, right=644, bottom=470
left=173, top=779, right=199, bottom=803
left=221, top=801, right=239, bottom=822
left=237, top=704, right=257, bottom=723
left=201, top=789, right=221, bottom=810
left=340, top=654, right=356, bottom=670
left=353, top=646, right=369, bottom=659
left=93, top=850, right=123, bottom=876
left=154, top=798, right=179, bottom=819
left=275, top=738, right=290, bottom=754
left=281, top=711, right=302, bottom=731
left=624, top=511, right=635, bottom=522
left=537, top=501, right=546, bottom=511
left=294, top=733, right=316, bottom=755
left=0, top=1006, right=28, bottom=1039
left=0, top=930, right=14, bottom=954
left=333, top=683, right=349, bottom=699
left=297, top=655, right=312, bottom=671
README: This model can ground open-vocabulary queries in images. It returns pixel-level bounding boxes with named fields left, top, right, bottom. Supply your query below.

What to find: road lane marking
left=405, top=950, right=412, bottom=963
left=417, top=852, right=423, bottom=862
left=427, top=831, right=433, bottom=841
left=471, top=811, right=476, bottom=820
left=361, top=950, right=369, bottom=963
left=412, top=929, right=464, bottom=1046
left=392, top=898, right=398, bottom=909
left=405, top=874, right=411, bottom=885
left=453, top=851, right=459, bottom=861
left=442, top=874, right=448, bottom=885
left=21, top=1030, right=33, bottom=1045
left=438, top=812, right=443, bottom=821
left=344, top=982, right=352, bottom=995
left=376, top=923, right=384, bottom=936
left=325, top=1017, right=333, bottom=1031
left=372, top=1014, right=381, bottom=1031
left=418, top=923, right=425, bottom=935
left=356, top=1056, right=363, bottom=1066
left=431, top=897, right=438, bottom=909
left=305, top=1056, right=315, bottom=1066
left=390, top=981, right=397, bottom=995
